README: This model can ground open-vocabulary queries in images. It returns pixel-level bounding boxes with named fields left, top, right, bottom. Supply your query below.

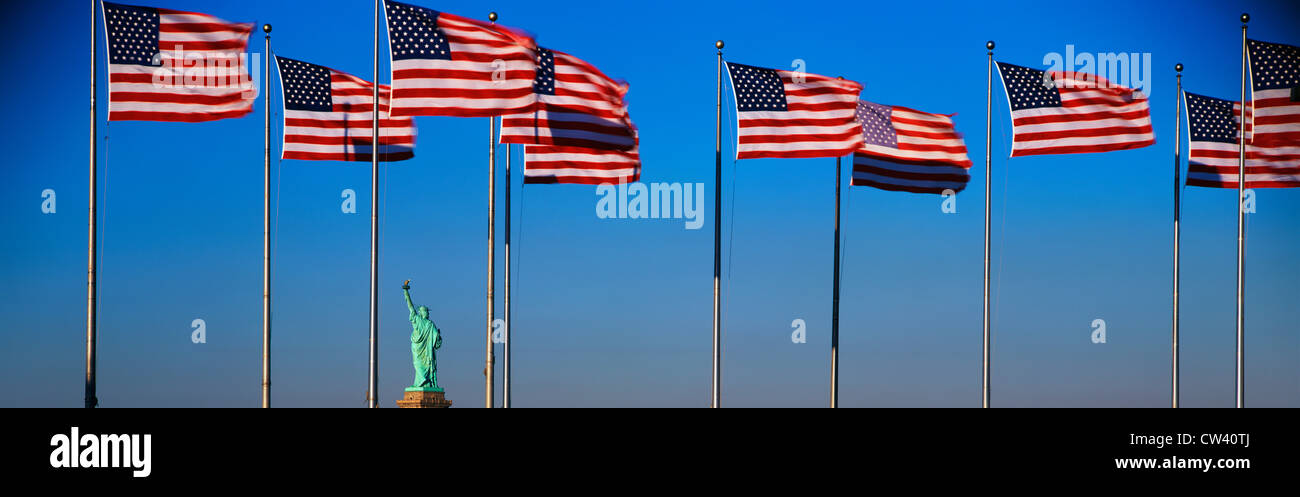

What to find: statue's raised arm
left=402, top=279, right=415, bottom=319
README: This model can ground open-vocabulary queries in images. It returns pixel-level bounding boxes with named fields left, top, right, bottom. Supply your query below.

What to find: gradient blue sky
left=1, top=0, right=1296, bottom=407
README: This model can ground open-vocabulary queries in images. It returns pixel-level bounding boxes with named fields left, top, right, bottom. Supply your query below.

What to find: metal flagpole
left=504, top=143, right=512, bottom=408
left=830, top=156, right=841, bottom=408
left=1236, top=13, right=1249, bottom=408
left=86, top=0, right=98, bottom=409
left=1172, top=63, right=1183, bottom=409
left=983, top=40, right=994, bottom=408
left=368, top=0, right=380, bottom=408
left=485, top=11, right=499, bottom=410
left=712, top=40, right=724, bottom=408
left=484, top=115, right=498, bottom=409
left=263, top=24, right=273, bottom=409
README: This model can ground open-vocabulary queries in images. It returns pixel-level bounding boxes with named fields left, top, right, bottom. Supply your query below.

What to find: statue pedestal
left=396, top=388, right=452, bottom=408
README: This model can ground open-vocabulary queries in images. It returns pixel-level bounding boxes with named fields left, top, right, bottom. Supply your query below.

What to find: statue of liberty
left=402, top=280, right=442, bottom=391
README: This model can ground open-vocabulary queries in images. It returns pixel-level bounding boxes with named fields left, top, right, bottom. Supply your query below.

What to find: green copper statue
left=402, top=279, right=443, bottom=392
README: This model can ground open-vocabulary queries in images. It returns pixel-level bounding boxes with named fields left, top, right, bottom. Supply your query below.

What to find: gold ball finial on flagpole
left=986, top=40, right=995, bottom=51
left=715, top=40, right=724, bottom=50
left=489, top=11, right=498, bottom=22
left=263, top=24, right=272, bottom=34
left=1240, top=13, right=1249, bottom=24
left=1175, top=63, right=1183, bottom=73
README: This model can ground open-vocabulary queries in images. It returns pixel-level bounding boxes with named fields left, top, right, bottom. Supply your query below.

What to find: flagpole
left=485, top=11, right=499, bottom=410
left=504, top=143, right=512, bottom=408
left=86, top=0, right=98, bottom=409
left=486, top=112, right=497, bottom=409
left=983, top=40, right=994, bottom=409
left=1235, top=13, right=1249, bottom=408
left=1172, top=63, right=1182, bottom=409
left=830, top=155, right=841, bottom=408
left=262, top=23, right=273, bottom=409
left=368, top=0, right=380, bottom=408
left=712, top=39, right=724, bottom=409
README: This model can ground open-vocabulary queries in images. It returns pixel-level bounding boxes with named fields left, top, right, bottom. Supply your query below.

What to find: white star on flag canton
left=726, top=62, right=864, bottom=160
left=383, top=0, right=538, bottom=117
left=500, top=47, right=636, bottom=151
left=1184, top=91, right=1299, bottom=188
left=276, top=56, right=416, bottom=162
left=851, top=100, right=971, bottom=194
left=1247, top=39, right=1300, bottom=149
left=102, top=2, right=254, bottom=122
left=996, top=61, right=1154, bottom=157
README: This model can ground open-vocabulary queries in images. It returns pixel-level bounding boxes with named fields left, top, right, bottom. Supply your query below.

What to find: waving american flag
left=851, top=100, right=971, bottom=194
left=499, top=46, right=639, bottom=185
left=276, top=56, right=415, bottom=162
left=383, top=0, right=537, bottom=117
left=102, top=2, right=254, bottom=122
left=1247, top=39, right=1300, bottom=149
left=1184, top=91, right=1299, bottom=188
left=726, top=62, right=863, bottom=160
left=996, top=62, right=1154, bottom=157
left=500, top=47, right=636, bottom=150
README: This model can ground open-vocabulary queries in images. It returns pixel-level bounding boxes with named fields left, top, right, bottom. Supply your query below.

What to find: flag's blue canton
left=277, top=57, right=333, bottom=112
left=1248, top=39, right=1300, bottom=101
left=1184, top=92, right=1239, bottom=144
left=855, top=101, right=897, bottom=148
left=728, top=63, right=787, bottom=112
left=998, top=62, right=1061, bottom=111
left=385, top=0, right=451, bottom=61
left=532, top=48, right=556, bottom=95
left=103, top=2, right=159, bottom=66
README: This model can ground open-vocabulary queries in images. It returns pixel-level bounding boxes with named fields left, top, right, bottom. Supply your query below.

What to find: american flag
left=726, top=62, right=863, bottom=160
left=383, top=0, right=537, bottom=117
left=996, top=62, right=1154, bottom=157
left=523, top=130, right=641, bottom=185
left=1247, top=39, right=1300, bottom=148
left=102, top=2, right=254, bottom=122
left=1184, top=91, right=1299, bottom=188
left=851, top=100, right=971, bottom=194
left=276, top=56, right=415, bottom=162
left=500, top=47, right=636, bottom=150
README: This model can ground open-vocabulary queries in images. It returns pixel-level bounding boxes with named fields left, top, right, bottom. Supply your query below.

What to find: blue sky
left=1, top=0, right=1296, bottom=407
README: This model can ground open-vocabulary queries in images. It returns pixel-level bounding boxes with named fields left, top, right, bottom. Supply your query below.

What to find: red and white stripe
left=1003, top=71, right=1154, bottom=157
left=500, top=50, right=635, bottom=150
left=1188, top=100, right=1300, bottom=189
left=524, top=144, right=640, bottom=185
left=1187, top=142, right=1300, bottom=188
left=280, top=66, right=416, bottom=162
left=852, top=104, right=971, bottom=194
left=730, top=66, right=864, bottom=160
left=1249, top=87, right=1296, bottom=148
left=385, top=4, right=536, bottom=117
left=104, top=4, right=254, bottom=122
